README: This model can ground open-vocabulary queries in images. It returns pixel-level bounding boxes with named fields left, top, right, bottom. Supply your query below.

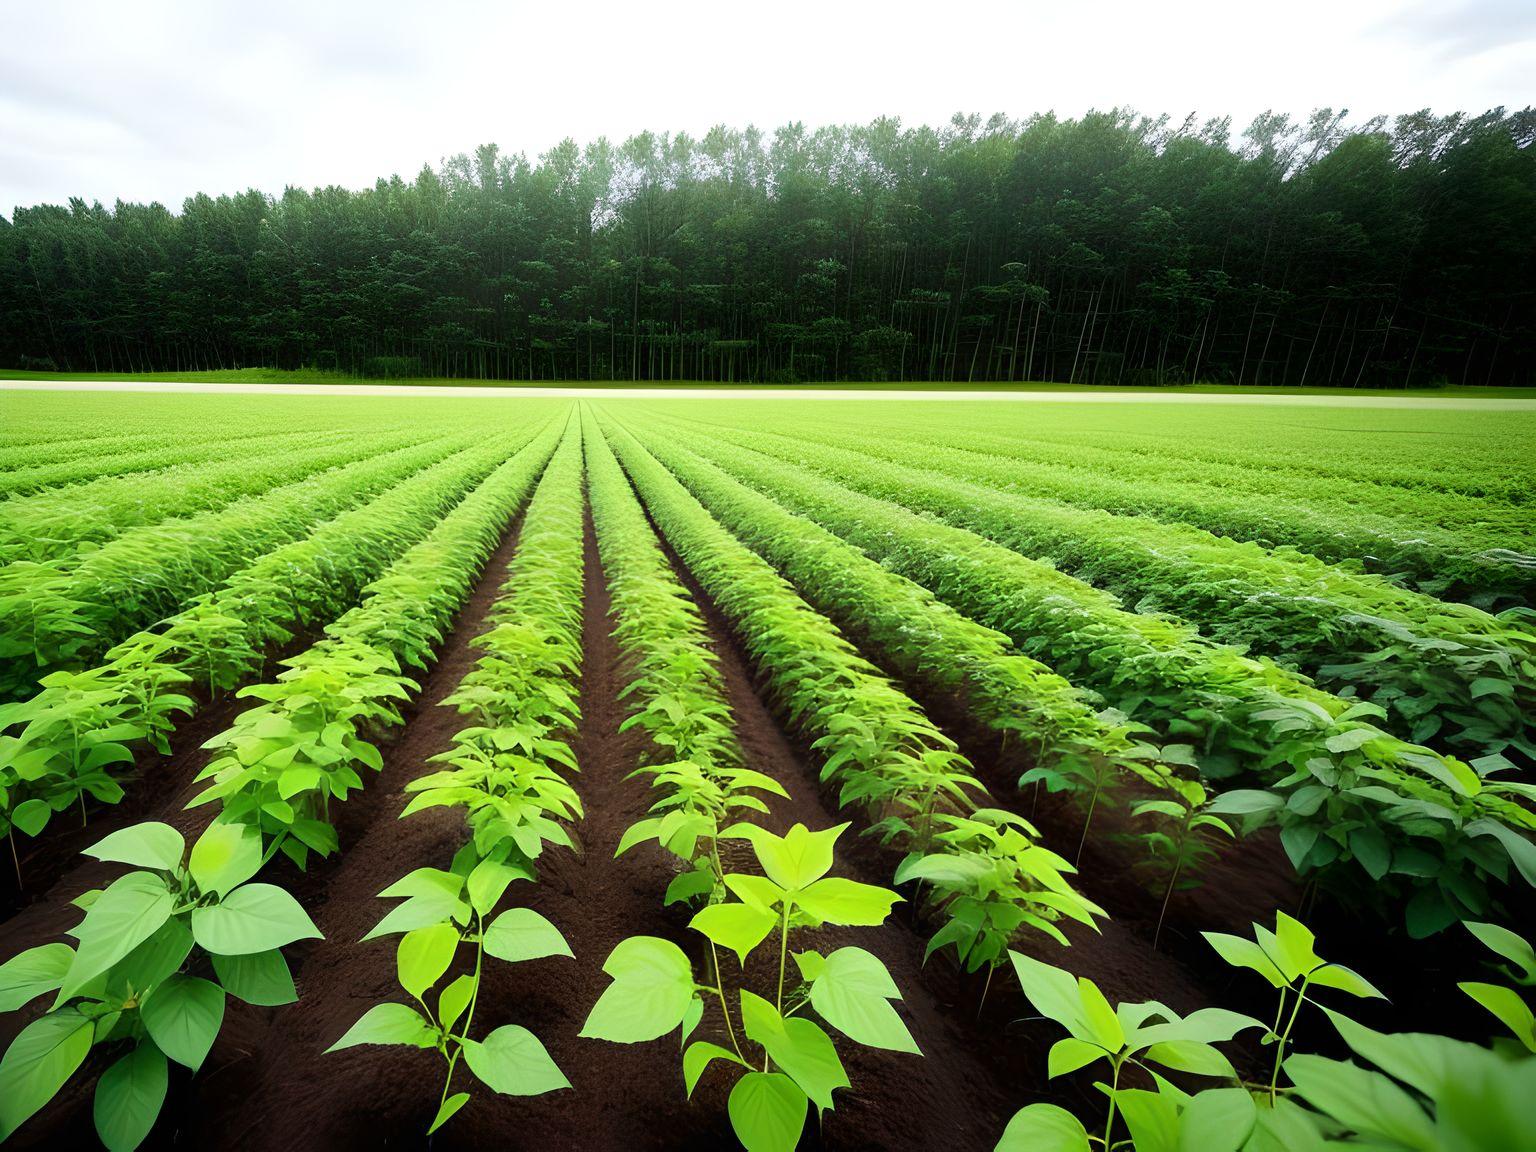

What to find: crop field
left=0, top=389, right=1533, bottom=1151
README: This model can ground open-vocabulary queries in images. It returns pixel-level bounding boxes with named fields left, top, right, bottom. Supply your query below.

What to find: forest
left=0, top=107, right=1531, bottom=386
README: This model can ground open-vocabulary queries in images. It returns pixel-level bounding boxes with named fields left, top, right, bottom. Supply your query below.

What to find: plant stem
left=1075, top=779, right=1102, bottom=865
left=1152, top=855, right=1183, bottom=952
left=439, top=923, right=486, bottom=1113
left=8, top=831, right=20, bottom=888
left=976, top=963, right=995, bottom=1021
left=1269, top=978, right=1308, bottom=1102
left=1103, top=1056, right=1123, bottom=1147
left=709, top=940, right=746, bottom=1063
left=775, top=903, right=790, bottom=1013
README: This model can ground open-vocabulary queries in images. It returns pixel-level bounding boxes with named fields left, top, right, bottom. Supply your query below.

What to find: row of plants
left=635, top=416, right=1536, bottom=937
left=806, top=407, right=1534, bottom=540
left=994, top=911, right=1536, bottom=1150
left=183, top=425, right=565, bottom=870
left=0, top=423, right=555, bottom=871
left=0, top=427, right=421, bottom=564
left=582, top=415, right=928, bottom=1151
left=600, top=416, right=1106, bottom=976
left=760, top=412, right=1535, bottom=605
left=656, top=415, right=1536, bottom=761
left=619, top=422, right=1210, bottom=927
left=0, top=427, right=329, bottom=499
left=582, top=415, right=775, bottom=900
left=328, top=420, right=591, bottom=1135
left=0, top=433, right=475, bottom=700
left=0, top=421, right=565, bottom=1148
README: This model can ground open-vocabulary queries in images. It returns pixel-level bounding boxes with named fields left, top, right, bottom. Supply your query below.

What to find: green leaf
left=1459, top=981, right=1536, bottom=1051
left=994, top=1103, right=1091, bottom=1152
left=93, top=1042, right=168, bottom=1152
left=438, top=974, right=476, bottom=1034
left=0, top=943, right=74, bottom=1012
left=1285, top=1053, right=1436, bottom=1148
left=1308, top=963, right=1385, bottom=1000
left=361, top=891, right=463, bottom=941
left=210, top=950, right=297, bottom=1006
left=84, top=823, right=184, bottom=873
left=466, top=856, right=521, bottom=917
left=483, top=908, right=572, bottom=964
left=112, top=919, right=194, bottom=998
left=725, top=822, right=846, bottom=890
left=60, top=872, right=174, bottom=999
left=1143, top=1039, right=1235, bottom=1078
left=727, top=1071, right=807, bottom=1152
left=1465, top=921, right=1536, bottom=984
left=1009, top=951, right=1092, bottom=1037
left=187, top=821, right=262, bottom=898
left=140, top=976, right=224, bottom=1072
left=190, top=883, right=321, bottom=956
left=690, top=902, right=777, bottom=966
left=462, top=1025, right=569, bottom=1096
left=1177, top=1087, right=1257, bottom=1152
left=0, top=1009, right=95, bottom=1140
left=427, top=1091, right=470, bottom=1135
left=1202, top=931, right=1286, bottom=988
left=1047, top=1037, right=1106, bottom=1078
left=683, top=1040, right=747, bottom=1097
left=397, top=923, right=459, bottom=1001
left=11, top=799, right=51, bottom=837
left=794, top=877, right=900, bottom=926
left=739, top=991, right=848, bottom=1112
left=326, top=1002, right=437, bottom=1052
left=580, top=936, right=696, bottom=1043
left=808, top=946, right=918, bottom=1054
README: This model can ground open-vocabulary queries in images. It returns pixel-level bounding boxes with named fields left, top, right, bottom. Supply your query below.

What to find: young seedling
left=328, top=847, right=573, bottom=1134
left=1129, top=778, right=1234, bottom=950
left=895, top=809, right=1105, bottom=1013
left=998, top=951, right=1262, bottom=1151
left=1203, top=910, right=1384, bottom=1103
left=0, top=820, right=319, bottom=1149
left=582, top=822, right=920, bottom=1152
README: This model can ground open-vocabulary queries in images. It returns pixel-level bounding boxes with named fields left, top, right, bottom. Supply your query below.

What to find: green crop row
left=619, top=421, right=1186, bottom=852
left=184, top=425, right=559, bottom=868
left=601, top=414, right=1104, bottom=968
left=634, top=415, right=1536, bottom=937
left=0, top=427, right=330, bottom=499
left=585, top=411, right=801, bottom=910
left=328, top=418, right=589, bottom=1137
left=683, top=408, right=1534, bottom=605
left=0, top=423, right=553, bottom=862
left=0, top=434, right=475, bottom=700
left=665, top=416, right=1536, bottom=761
left=0, top=428, right=420, bottom=564
left=0, top=426, right=563, bottom=1150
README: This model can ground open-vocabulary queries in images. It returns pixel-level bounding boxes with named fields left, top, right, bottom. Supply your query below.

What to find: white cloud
left=2, top=0, right=1532, bottom=215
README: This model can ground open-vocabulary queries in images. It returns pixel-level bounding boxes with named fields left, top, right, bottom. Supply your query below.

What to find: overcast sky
left=2, top=0, right=1532, bottom=217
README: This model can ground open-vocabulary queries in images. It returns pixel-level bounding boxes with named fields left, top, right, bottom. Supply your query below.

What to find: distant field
left=1, top=390, right=1533, bottom=1150
left=1, top=366, right=1530, bottom=398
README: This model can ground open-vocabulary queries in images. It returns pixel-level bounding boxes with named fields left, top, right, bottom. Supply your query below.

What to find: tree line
left=1, top=108, right=1531, bottom=386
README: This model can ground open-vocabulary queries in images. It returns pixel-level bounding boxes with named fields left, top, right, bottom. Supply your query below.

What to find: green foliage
left=582, top=822, right=917, bottom=1152
left=602, top=416, right=1106, bottom=967
left=328, top=861, right=571, bottom=1134
left=0, top=821, right=317, bottom=1147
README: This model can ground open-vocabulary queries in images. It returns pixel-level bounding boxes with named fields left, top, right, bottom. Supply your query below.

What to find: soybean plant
left=0, top=821, right=320, bottom=1148
left=582, top=823, right=920, bottom=1152
left=328, top=846, right=572, bottom=1134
